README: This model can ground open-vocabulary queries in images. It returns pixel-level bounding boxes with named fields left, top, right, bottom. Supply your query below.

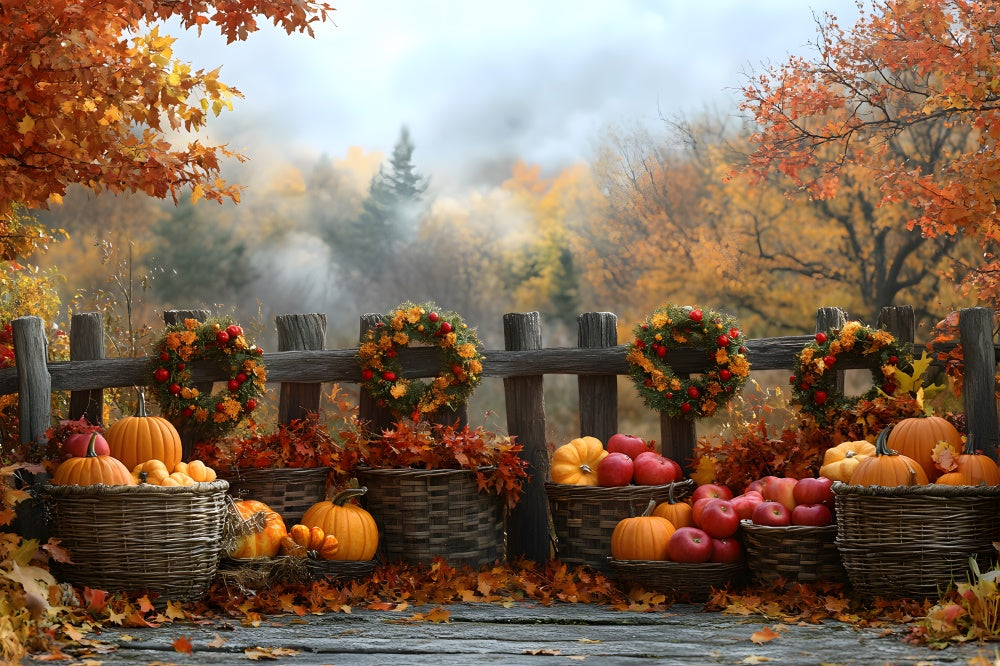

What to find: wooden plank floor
left=58, top=602, right=996, bottom=665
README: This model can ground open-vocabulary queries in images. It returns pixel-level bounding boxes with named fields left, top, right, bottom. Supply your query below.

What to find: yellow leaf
left=690, top=455, right=717, bottom=485
left=191, top=184, right=204, bottom=204
left=17, top=115, right=34, bottom=134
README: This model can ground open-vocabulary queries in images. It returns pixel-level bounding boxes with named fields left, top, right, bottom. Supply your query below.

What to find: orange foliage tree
left=0, top=0, right=334, bottom=225
left=741, top=0, right=1000, bottom=305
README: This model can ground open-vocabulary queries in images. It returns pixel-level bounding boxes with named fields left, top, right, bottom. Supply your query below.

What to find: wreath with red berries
left=789, top=321, right=909, bottom=424
left=625, top=304, right=751, bottom=419
left=148, top=317, right=267, bottom=439
left=357, top=301, right=484, bottom=421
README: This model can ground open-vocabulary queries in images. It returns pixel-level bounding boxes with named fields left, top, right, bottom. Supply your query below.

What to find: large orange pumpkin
left=300, top=487, right=379, bottom=561
left=611, top=501, right=676, bottom=561
left=107, top=392, right=183, bottom=472
left=886, top=415, right=962, bottom=482
left=848, top=427, right=929, bottom=487
left=227, top=499, right=288, bottom=559
left=52, top=433, right=136, bottom=486
left=550, top=436, right=607, bottom=486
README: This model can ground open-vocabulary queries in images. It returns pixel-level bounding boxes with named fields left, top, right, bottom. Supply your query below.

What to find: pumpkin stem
left=964, top=433, right=976, bottom=456
left=332, top=486, right=368, bottom=506
left=85, top=431, right=101, bottom=458
left=135, top=389, right=148, bottom=418
left=641, top=499, right=656, bottom=517
left=579, top=464, right=593, bottom=474
left=875, top=427, right=900, bottom=457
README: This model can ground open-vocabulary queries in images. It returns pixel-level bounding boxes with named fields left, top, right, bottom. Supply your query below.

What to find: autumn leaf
left=742, top=656, right=773, bottom=664
left=172, top=635, right=193, bottom=654
left=245, top=646, right=302, bottom=660
left=931, top=440, right=960, bottom=472
left=207, top=634, right=227, bottom=648
left=750, top=626, right=780, bottom=644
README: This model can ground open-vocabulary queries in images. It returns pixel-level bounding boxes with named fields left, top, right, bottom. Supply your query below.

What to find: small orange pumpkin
left=174, top=460, right=217, bottom=482
left=935, top=435, right=1000, bottom=486
left=886, top=415, right=962, bottom=482
left=611, top=500, right=676, bottom=561
left=227, top=499, right=288, bottom=559
left=52, top=433, right=136, bottom=486
left=848, top=427, right=929, bottom=487
left=300, top=487, right=378, bottom=561
left=550, top=436, right=607, bottom=486
left=106, top=392, right=183, bottom=472
left=652, top=483, right=694, bottom=528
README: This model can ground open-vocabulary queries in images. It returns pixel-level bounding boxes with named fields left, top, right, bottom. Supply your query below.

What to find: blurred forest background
left=21, top=107, right=980, bottom=446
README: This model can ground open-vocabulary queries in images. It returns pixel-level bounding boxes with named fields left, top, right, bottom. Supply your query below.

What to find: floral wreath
left=625, top=304, right=751, bottom=419
left=358, top=301, right=484, bottom=421
left=789, top=320, right=909, bottom=424
left=148, top=317, right=267, bottom=438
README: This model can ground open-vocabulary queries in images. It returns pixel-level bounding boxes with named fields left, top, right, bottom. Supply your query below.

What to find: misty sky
left=169, top=1, right=864, bottom=191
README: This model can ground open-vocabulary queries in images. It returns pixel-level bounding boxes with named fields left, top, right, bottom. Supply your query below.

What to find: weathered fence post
left=68, top=312, right=105, bottom=425
left=358, top=314, right=394, bottom=436
left=503, top=311, right=550, bottom=563
left=164, top=309, right=210, bottom=459
left=276, top=313, right=326, bottom=425
left=960, top=307, right=998, bottom=457
left=877, top=305, right=915, bottom=344
left=13, top=316, right=49, bottom=444
left=577, top=312, right=618, bottom=443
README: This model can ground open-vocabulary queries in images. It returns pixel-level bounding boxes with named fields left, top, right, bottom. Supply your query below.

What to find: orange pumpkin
left=52, top=433, right=136, bottom=486
left=174, top=460, right=217, bottom=482
left=819, top=439, right=876, bottom=483
left=848, top=427, right=929, bottom=487
left=886, top=415, right=962, bottom=482
left=652, top=483, right=694, bottom=528
left=611, top=501, right=676, bottom=561
left=935, top=435, right=1000, bottom=486
left=227, top=500, right=288, bottom=559
left=300, top=487, right=378, bottom=561
left=107, top=392, right=183, bottom=472
left=550, top=436, right=607, bottom=486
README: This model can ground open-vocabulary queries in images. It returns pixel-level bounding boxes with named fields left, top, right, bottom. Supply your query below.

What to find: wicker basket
left=220, top=467, right=329, bottom=527
left=545, top=480, right=695, bottom=572
left=306, top=558, right=378, bottom=582
left=355, top=467, right=504, bottom=567
left=609, top=559, right=746, bottom=601
left=834, top=482, right=1000, bottom=598
left=45, top=480, right=229, bottom=600
left=740, top=520, right=846, bottom=585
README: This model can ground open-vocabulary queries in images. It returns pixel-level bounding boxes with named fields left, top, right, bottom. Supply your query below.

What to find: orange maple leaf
left=750, top=626, right=780, bottom=644
left=172, top=635, right=194, bottom=654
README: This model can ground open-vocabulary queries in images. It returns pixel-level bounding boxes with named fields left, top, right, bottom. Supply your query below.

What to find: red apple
left=690, top=483, right=734, bottom=503
left=596, top=452, right=634, bottom=487
left=667, top=527, right=714, bottom=563
left=606, top=433, right=652, bottom=460
left=793, top=476, right=835, bottom=510
left=751, top=500, right=792, bottom=527
left=762, top=477, right=798, bottom=512
left=62, top=431, right=111, bottom=459
left=632, top=451, right=682, bottom=485
left=710, top=537, right=743, bottom=563
left=691, top=497, right=724, bottom=527
left=745, top=475, right=778, bottom=496
left=698, top=499, right=740, bottom=538
left=729, top=491, right=764, bottom=521
left=791, top=503, right=834, bottom=527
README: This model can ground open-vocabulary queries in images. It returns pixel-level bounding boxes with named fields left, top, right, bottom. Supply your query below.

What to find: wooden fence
left=1, top=304, right=998, bottom=562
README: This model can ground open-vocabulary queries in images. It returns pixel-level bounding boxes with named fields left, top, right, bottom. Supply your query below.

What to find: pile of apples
left=597, top=434, right=685, bottom=486
left=735, top=475, right=836, bottom=527
left=665, top=483, right=744, bottom=564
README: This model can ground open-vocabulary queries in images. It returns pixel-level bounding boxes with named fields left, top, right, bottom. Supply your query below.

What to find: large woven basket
left=740, top=520, right=846, bottom=585
left=355, top=467, right=504, bottom=567
left=45, top=480, right=229, bottom=600
left=220, top=466, right=329, bottom=527
left=545, top=479, right=695, bottom=572
left=609, top=559, right=746, bottom=601
left=834, top=482, right=1000, bottom=598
